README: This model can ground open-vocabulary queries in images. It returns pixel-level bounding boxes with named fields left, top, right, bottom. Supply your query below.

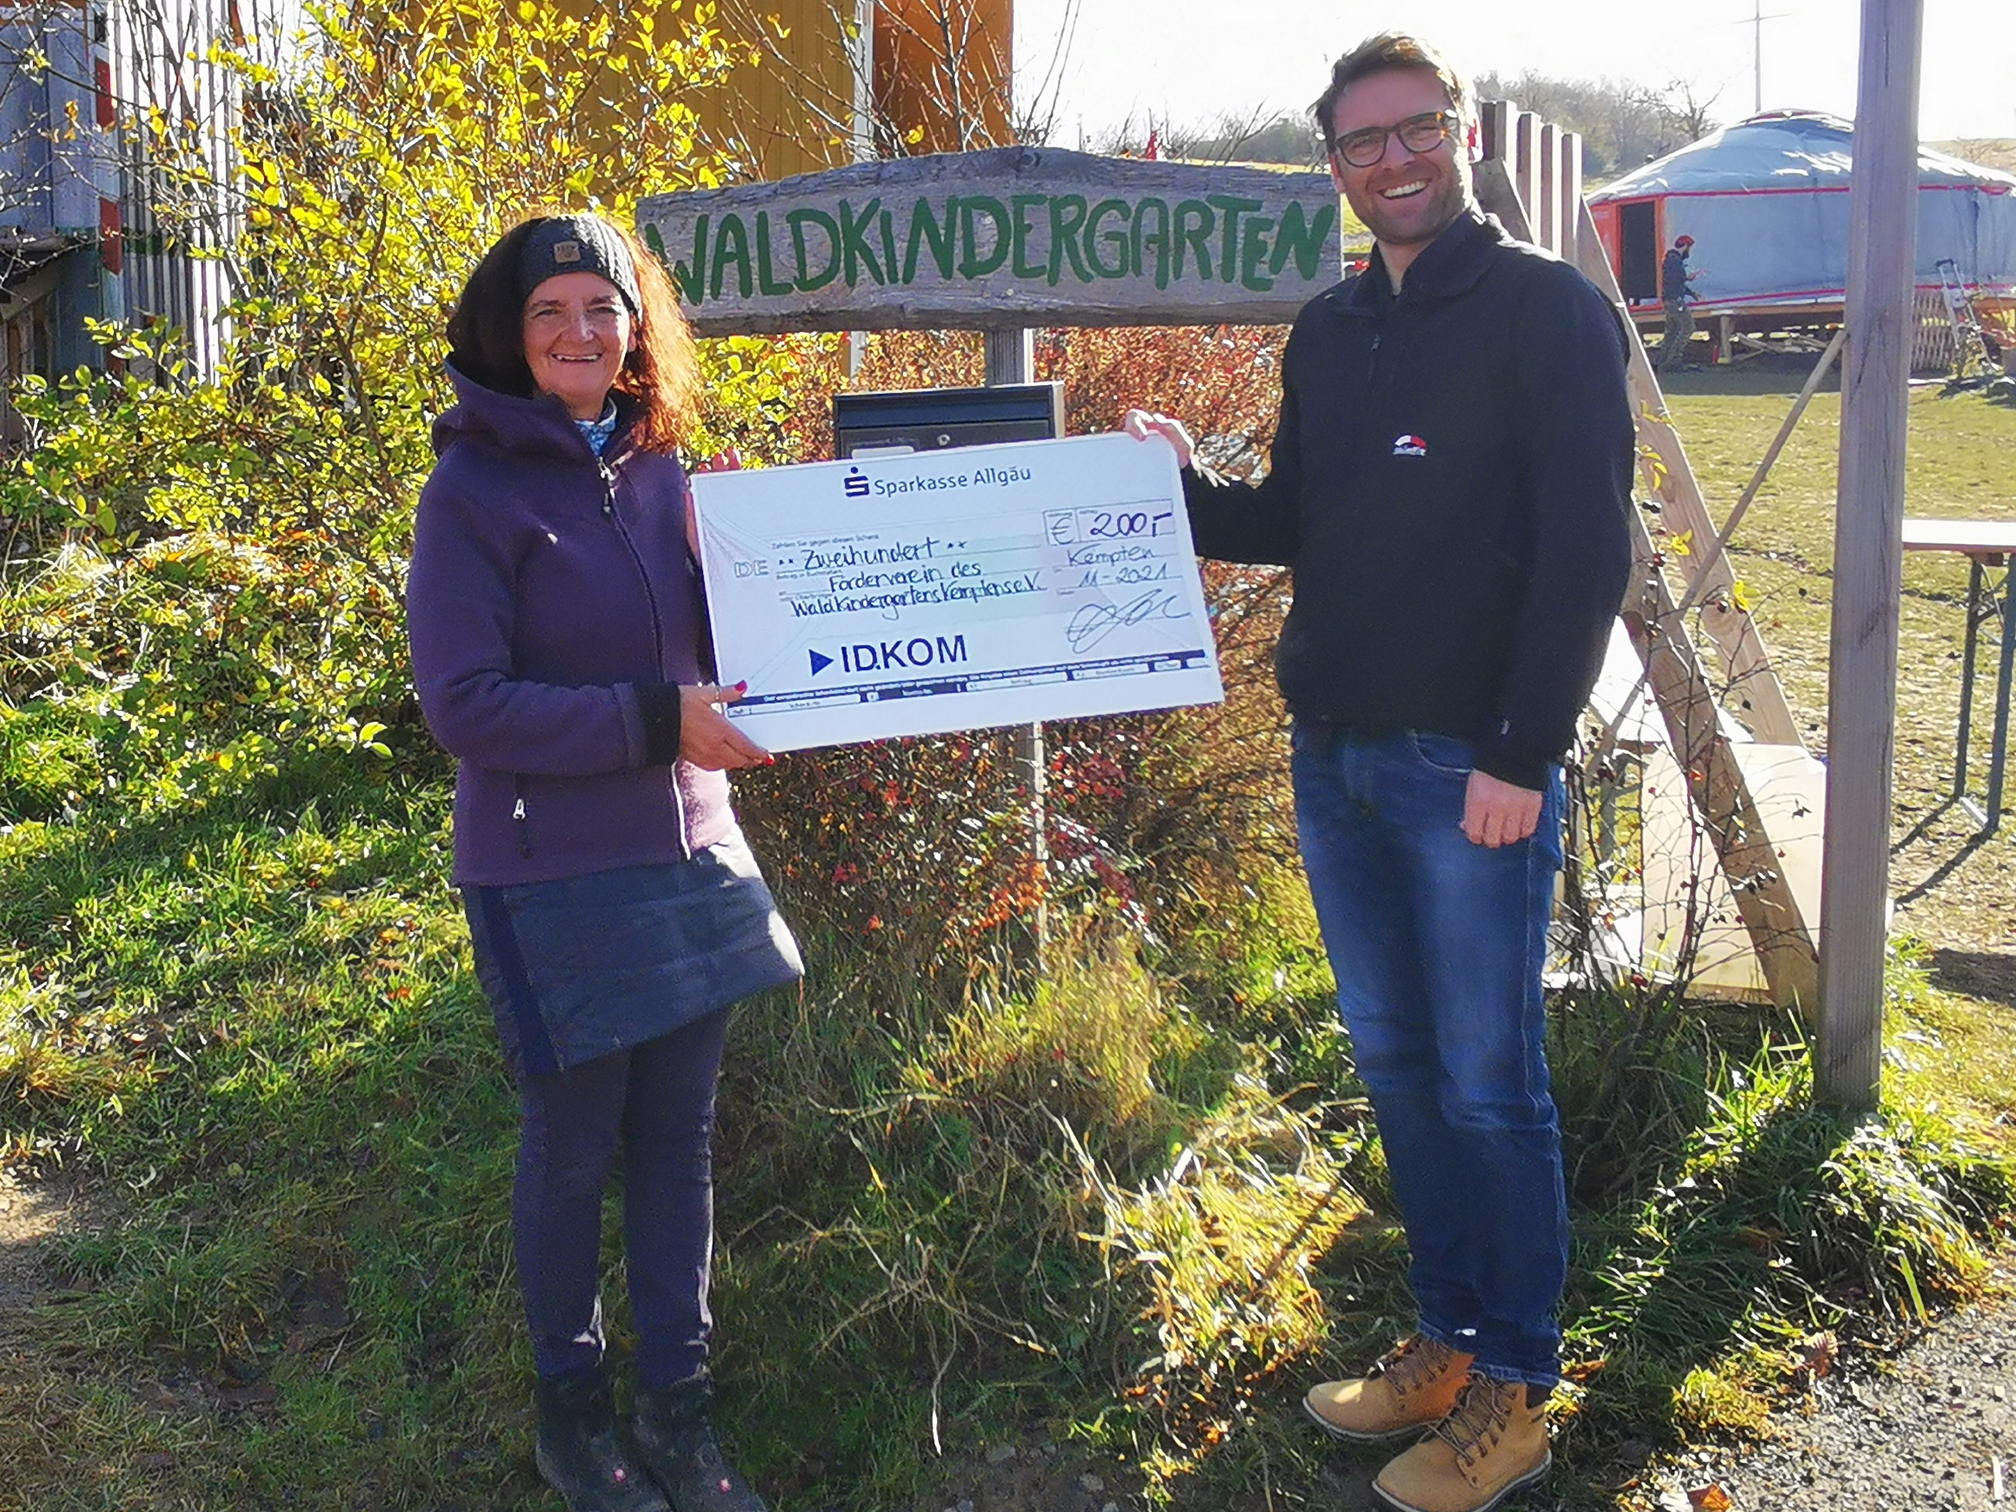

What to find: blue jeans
left=1291, top=725, right=1568, bottom=1387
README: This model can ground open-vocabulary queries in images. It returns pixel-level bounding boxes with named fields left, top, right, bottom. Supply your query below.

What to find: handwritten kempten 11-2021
left=689, top=433, right=1226, bottom=752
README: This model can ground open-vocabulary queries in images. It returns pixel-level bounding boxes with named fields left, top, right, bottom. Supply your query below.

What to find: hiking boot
left=534, top=1369, right=673, bottom=1512
left=632, top=1374, right=770, bottom=1512
left=1303, top=1333, right=1475, bottom=1443
left=1372, top=1374, right=1550, bottom=1512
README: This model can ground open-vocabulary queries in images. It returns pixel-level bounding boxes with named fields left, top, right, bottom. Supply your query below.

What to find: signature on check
left=1065, top=590, right=1191, bottom=653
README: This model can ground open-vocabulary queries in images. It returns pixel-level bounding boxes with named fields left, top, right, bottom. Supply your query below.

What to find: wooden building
left=705, top=0, right=1013, bottom=176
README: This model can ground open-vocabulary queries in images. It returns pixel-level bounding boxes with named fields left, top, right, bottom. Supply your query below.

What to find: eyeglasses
left=1330, top=110, right=1461, bottom=169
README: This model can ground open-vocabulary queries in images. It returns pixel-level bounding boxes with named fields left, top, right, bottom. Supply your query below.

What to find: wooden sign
left=635, top=146, right=1342, bottom=336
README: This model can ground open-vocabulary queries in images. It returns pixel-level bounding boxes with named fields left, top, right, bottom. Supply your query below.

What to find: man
left=1126, top=32, right=1633, bottom=1512
left=1659, top=233, right=1698, bottom=370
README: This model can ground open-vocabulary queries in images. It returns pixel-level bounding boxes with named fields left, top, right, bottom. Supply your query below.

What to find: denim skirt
left=462, top=827, right=803, bottom=1076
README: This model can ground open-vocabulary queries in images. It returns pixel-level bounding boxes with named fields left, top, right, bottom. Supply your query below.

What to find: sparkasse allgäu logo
left=843, top=466, right=870, bottom=498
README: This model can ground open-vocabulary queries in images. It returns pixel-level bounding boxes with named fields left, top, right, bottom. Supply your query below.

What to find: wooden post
left=1560, top=133, right=1583, bottom=269
left=1478, top=99, right=1513, bottom=167
left=1817, top=0, right=1924, bottom=1111
left=1537, top=122, right=1560, bottom=254
left=985, top=325, right=1049, bottom=951
left=1513, top=113, right=1540, bottom=241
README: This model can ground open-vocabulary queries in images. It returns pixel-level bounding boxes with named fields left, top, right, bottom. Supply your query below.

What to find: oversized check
left=690, top=433, right=1224, bottom=751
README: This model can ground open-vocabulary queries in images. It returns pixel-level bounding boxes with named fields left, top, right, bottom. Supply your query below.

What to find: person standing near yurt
left=1659, top=233, right=1699, bottom=370
left=1125, top=29, right=1634, bottom=1512
left=408, top=211, right=801, bottom=1512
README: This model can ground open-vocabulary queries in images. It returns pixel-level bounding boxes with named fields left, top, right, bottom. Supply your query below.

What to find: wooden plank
left=1537, top=122, right=1560, bottom=254
left=1478, top=99, right=1514, bottom=167
left=875, top=0, right=1013, bottom=154
left=1513, top=113, right=1540, bottom=242
left=1901, top=518, right=2016, bottom=555
left=1560, top=133, right=1583, bottom=269
left=1817, top=0, right=1925, bottom=1111
left=635, top=147, right=1342, bottom=335
left=699, top=0, right=864, bottom=179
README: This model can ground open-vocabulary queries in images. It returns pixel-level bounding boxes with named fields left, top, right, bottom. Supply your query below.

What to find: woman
left=408, top=212, right=798, bottom=1512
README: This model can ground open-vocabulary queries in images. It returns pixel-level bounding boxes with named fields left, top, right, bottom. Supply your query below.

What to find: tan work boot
left=1302, top=1334, right=1474, bottom=1443
left=1372, top=1373, right=1550, bottom=1512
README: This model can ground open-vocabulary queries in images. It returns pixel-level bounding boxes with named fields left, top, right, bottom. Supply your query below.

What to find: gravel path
left=1640, top=1265, right=2016, bottom=1512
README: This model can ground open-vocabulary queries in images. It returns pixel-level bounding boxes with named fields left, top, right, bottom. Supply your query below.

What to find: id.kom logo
left=1391, top=434, right=1429, bottom=458
left=843, top=466, right=870, bottom=498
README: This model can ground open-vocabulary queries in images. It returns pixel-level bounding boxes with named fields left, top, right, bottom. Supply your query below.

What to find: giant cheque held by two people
left=690, top=433, right=1224, bottom=752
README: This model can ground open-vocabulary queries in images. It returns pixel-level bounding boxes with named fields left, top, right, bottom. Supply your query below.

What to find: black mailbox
left=832, top=382, right=1064, bottom=459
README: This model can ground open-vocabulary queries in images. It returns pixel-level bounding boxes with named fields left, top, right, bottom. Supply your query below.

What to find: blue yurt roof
left=1590, top=112, right=2016, bottom=200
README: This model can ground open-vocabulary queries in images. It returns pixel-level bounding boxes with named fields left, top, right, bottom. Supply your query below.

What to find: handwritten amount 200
left=1085, top=510, right=1173, bottom=540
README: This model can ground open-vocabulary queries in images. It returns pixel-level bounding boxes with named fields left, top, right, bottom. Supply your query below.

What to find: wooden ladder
left=1474, top=99, right=1820, bottom=1008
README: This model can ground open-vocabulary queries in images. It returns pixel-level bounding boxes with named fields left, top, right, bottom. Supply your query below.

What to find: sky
left=1012, top=0, right=2016, bottom=147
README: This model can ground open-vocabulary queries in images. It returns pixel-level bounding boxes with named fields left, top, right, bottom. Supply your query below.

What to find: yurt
left=1588, top=111, right=2016, bottom=346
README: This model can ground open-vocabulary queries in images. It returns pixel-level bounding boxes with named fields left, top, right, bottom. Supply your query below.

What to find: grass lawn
left=1, top=365, right=2013, bottom=1512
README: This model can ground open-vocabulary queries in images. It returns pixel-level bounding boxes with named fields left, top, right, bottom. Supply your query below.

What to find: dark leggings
left=514, top=1008, right=728, bottom=1387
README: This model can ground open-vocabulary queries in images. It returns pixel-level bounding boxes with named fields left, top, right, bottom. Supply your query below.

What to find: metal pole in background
left=984, top=325, right=1048, bottom=955
left=1816, top=0, right=1924, bottom=1111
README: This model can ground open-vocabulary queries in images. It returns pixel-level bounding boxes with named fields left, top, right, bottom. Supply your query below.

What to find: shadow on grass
left=1651, top=350, right=1845, bottom=399
left=0, top=768, right=571, bottom=1510
left=1928, top=947, right=2016, bottom=1011
left=1894, top=812, right=1995, bottom=905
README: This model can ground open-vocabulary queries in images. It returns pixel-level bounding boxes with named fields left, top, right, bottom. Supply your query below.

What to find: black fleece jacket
left=1183, top=209, right=1635, bottom=790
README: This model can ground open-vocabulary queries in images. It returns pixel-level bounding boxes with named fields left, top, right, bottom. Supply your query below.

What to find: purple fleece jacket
left=407, top=364, right=733, bottom=885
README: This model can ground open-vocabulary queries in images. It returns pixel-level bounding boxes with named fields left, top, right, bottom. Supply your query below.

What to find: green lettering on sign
left=1173, top=200, right=1215, bottom=283
left=1239, top=215, right=1276, bottom=291
left=1047, top=194, right=1092, bottom=284
left=878, top=209, right=900, bottom=287
left=1271, top=201, right=1337, bottom=280
left=1086, top=199, right=1130, bottom=279
left=656, top=216, right=706, bottom=305
left=904, top=197, right=958, bottom=282
left=787, top=207, right=840, bottom=291
left=1010, top=193, right=1047, bottom=280
left=1209, top=194, right=1263, bottom=285
left=753, top=210, right=792, bottom=296
left=837, top=198, right=886, bottom=286
left=649, top=181, right=1339, bottom=310
left=1131, top=198, right=1171, bottom=290
left=710, top=213, right=752, bottom=302
left=958, top=197, right=1011, bottom=278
